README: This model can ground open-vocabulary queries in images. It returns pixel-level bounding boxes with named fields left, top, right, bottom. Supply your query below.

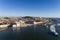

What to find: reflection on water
left=0, top=24, right=60, bottom=40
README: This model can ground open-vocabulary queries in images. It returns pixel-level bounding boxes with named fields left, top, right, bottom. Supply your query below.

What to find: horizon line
left=0, top=16, right=60, bottom=18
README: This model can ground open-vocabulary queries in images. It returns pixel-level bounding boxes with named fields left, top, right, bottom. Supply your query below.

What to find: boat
left=50, top=24, right=58, bottom=36
left=0, top=24, right=10, bottom=28
left=13, top=25, right=17, bottom=27
left=57, top=23, right=60, bottom=25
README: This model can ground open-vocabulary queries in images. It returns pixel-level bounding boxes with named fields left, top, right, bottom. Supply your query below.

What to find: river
left=0, top=24, right=60, bottom=40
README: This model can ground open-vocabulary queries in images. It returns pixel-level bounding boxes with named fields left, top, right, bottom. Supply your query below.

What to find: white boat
left=0, top=24, right=10, bottom=28
left=50, top=24, right=58, bottom=36
left=57, top=23, right=60, bottom=25
left=13, top=25, right=17, bottom=27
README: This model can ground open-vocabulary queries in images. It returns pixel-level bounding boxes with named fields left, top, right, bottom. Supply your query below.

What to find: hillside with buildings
left=0, top=16, right=53, bottom=25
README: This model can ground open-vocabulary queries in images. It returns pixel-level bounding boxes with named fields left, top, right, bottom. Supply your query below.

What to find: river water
left=0, top=24, right=60, bottom=40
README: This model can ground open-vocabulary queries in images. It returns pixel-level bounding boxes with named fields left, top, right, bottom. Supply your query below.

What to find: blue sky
left=0, top=0, right=60, bottom=17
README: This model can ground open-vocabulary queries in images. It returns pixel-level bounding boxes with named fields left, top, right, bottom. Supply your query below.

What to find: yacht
left=50, top=24, right=58, bottom=36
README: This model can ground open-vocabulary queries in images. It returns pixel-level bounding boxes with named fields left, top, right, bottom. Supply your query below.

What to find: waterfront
left=0, top=23, right=60, bottom=40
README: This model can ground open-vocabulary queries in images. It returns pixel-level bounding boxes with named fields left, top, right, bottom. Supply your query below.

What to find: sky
left=0, top=0, right=60, bottom=17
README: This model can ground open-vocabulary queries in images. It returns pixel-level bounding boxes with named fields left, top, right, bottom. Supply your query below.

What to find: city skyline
left=0, top=0, right=60, bottom=17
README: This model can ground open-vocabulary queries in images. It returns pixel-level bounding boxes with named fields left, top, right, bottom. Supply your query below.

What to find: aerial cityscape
left=0, top=16, right=55, bottom=27
left=0, top=0, right=60, bottom=40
